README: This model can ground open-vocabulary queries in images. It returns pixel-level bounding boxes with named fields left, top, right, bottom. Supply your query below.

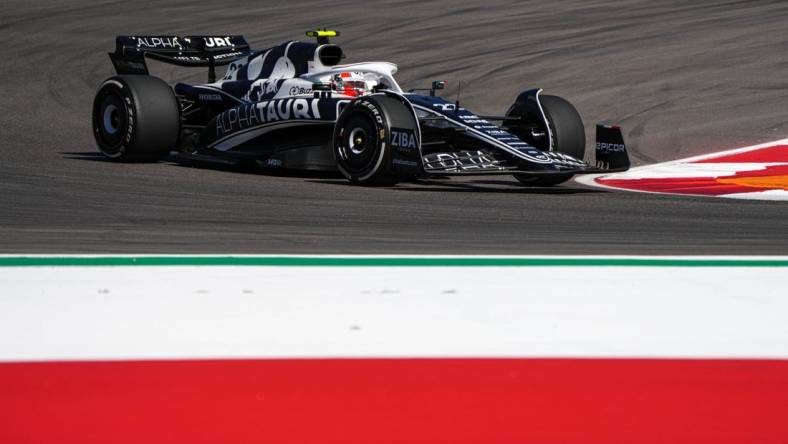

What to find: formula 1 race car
left=92, top=30, right=630, bottom=186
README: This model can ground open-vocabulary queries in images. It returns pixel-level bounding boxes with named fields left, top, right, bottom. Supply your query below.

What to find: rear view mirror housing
left=430, top=80, right=446, bottom=96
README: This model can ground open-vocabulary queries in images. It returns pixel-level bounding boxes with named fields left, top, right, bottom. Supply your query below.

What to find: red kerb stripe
left=1, top=358, right=787, bottom=443
left=693, top=144, right=788, bottom=163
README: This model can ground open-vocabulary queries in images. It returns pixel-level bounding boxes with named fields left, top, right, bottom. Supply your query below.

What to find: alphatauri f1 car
left=93, top=30, right=630, bottom=186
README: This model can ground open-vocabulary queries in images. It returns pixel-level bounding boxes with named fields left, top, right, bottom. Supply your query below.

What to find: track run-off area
left=1, top=255, right=787, bottom=443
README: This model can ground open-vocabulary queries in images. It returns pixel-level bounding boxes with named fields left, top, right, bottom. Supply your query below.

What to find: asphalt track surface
left=1, top=0, right=787, bottom=254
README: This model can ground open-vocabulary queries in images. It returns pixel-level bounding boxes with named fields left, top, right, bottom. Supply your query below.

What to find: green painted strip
left=0, top=256, right=786, bottom=267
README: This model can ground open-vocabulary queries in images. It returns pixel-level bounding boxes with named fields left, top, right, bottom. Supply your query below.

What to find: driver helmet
left=333, top=71, right=372, bottom=97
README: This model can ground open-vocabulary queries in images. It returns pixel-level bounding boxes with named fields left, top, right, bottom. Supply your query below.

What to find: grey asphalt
left=1, top=0, right=786, bottom=254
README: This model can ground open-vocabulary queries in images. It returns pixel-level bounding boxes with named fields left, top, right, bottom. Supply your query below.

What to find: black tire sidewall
left=333, top=98, right=395, bottom=185
left=514, top=94, right=585, bottom=186
left=540, top=95, right=585, bottom=160
left=92, top=75, right=179, bottom=162
left=92, top=79, right=135, bottom=159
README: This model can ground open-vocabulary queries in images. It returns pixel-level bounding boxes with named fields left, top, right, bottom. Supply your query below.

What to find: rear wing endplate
left=109, top=35, right=250, bottom=82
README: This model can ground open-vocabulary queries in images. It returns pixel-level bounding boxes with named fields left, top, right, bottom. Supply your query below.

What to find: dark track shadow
left=62, top=151, right=182, bottom=165
left=62, top=151, right=604, bottom=193
left=168, top=156, right=347, bottom=179
left=62, top=151, right=112, bottom=161
left=307, top=178, right=608, bottom=195
left=171, top=159, right=344, bottom=179
left=62, top=151, right=344, bottom=179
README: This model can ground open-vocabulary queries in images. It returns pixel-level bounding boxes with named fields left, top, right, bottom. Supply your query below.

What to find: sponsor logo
left=213, top=51, right=244, bottom=60
left=245, top=79, right=281, bottom=101
left=360, top=100, right=384, bottom=126
left=597, top=142, right=626, bottom=153
left=133, top=36, right=238, bottom=52
left=462, top=119, right=489, bottom=124
left=289, top=86, right=312, bottom=96
left=198, top=93, right=223, bottom=102
left=216, top=99, right=322, bottom=137
left=123, top=96, right=134, bottom=145
left=424, top=150, right=502, bottom=171
left=390, top=128, right=418, bottom=151
left=204, top=37, right=233, bottom=48
left=266, top=158, right=282, bottom=168
left=432, top=103, right=457, bottom=112
left=136, top=37, right=182, bottom=49
left=459, top=114, right=479, bottom=120
left=172, top=56, right=203, bottom=62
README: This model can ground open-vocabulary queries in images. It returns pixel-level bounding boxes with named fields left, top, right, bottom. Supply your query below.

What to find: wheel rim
left=348, top=127, right=369, bottom=155
left=94, top=90, right=127, bottom=153
left=338, top=113, right=378, bottom=174
left=102, top=104, right=120, bottom=135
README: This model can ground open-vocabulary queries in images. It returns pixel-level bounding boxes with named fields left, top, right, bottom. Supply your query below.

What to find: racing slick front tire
left=92, top=75, right=179, bottom=162
left=513, top=94, right=585, bottom=186
left=333, top=98, right=398, bottom=186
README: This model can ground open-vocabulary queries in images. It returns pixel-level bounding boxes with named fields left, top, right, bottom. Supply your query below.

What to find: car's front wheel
left=511, top=94, right=585, bottom=186
left=333, top=98, right=398, bottom=186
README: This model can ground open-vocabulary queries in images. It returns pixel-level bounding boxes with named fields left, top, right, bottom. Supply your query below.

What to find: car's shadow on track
left=307, top=178, right=608, bottom=195
left=62, top=152, right=606, bottom=194
left=62, top=152, right=113, bottom=161
left=169, top=157, right=345, bottom=179
left=62, top=151, right=346, bottom=179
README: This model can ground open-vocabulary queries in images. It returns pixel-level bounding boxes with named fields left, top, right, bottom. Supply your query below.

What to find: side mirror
left=407, top=81, right=448, bottom=96
left=430, top=80, right=446, bottom=96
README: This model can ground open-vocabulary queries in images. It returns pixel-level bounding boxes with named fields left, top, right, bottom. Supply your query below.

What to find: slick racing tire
left=92, top=75, right=179, bottom=161
left=513, top=95, right=585, bottom=186
left=333, top=97, right=398, bottom=186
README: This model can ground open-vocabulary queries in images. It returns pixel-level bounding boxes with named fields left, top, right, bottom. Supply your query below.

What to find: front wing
left=418, top=124, right=630, bottom=176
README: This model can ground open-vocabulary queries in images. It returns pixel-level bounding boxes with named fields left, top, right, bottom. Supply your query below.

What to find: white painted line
left=722, top=189, right=788, bottom=200
left=1, top=254, right=786, bottom=260
left=1, top=265, right=786, bottom=361
left=590, top=163, right=784, bottom=180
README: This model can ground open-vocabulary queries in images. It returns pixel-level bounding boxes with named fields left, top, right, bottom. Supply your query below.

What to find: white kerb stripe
left=0, top=264, right=786, bottom=361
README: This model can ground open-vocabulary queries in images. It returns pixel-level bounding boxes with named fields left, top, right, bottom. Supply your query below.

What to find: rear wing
left=109, top=35, right=251, bottom=82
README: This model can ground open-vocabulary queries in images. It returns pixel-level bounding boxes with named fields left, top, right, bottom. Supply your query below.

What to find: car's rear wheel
left=512, top=94, right=585, bottom=186
left=333, top=98, right=397, bottom=186
left=92, top=75, right=179, bottom=161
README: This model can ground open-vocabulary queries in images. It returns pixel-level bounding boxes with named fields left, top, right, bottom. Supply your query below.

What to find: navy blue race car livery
left=92, top=30, right=630, bottom=186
